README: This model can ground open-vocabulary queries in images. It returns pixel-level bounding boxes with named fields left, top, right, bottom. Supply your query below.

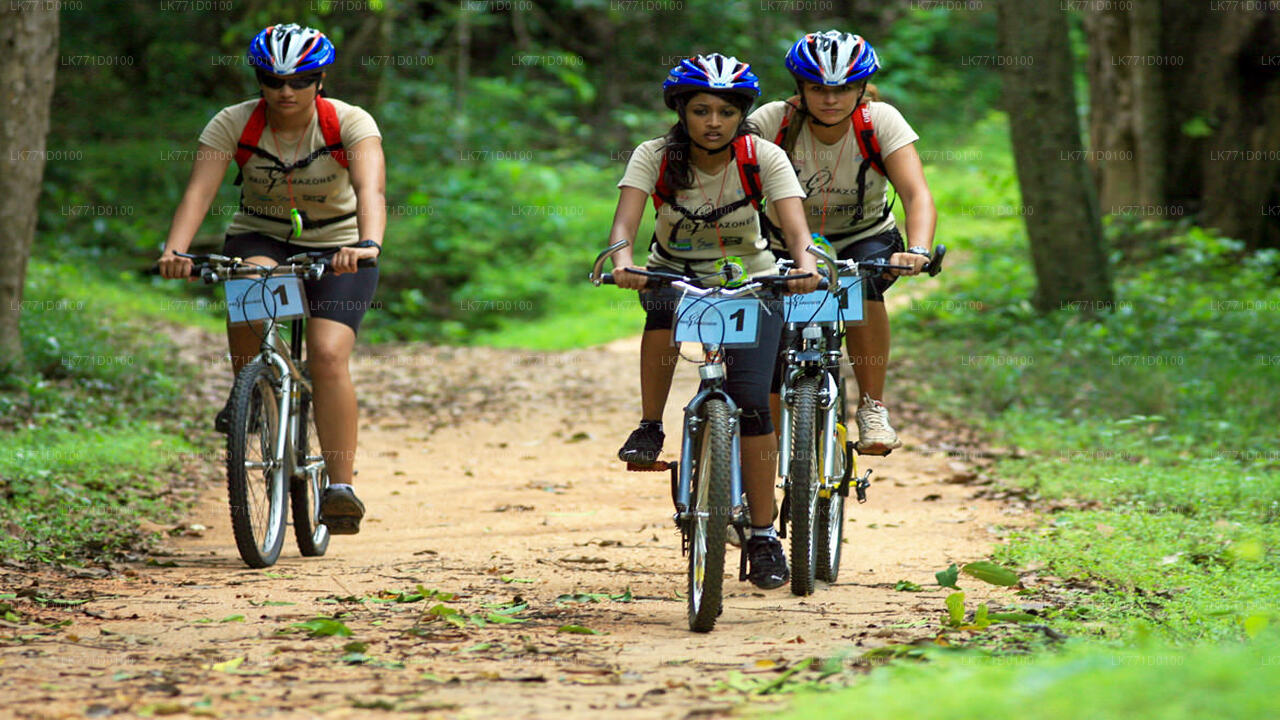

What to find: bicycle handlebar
left=168, top=245, right=376, bottom=284
left=597, top=270, right=826, bottom=295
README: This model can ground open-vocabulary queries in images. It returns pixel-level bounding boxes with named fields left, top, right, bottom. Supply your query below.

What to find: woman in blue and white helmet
left=606, top=53, right=820, bottom=590
left=158, top=23, right=386, bottom=535
left=751, top=30, right=938, bottom=456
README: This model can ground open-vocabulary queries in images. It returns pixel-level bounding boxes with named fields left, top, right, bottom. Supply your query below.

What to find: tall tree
left=1085, top=2, right=1280, bottom=249
left=997, top=0, right=1113, bottom=312
left=0, top=3, right=60, bottom=373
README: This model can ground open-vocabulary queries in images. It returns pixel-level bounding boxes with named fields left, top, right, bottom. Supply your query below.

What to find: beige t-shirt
left=199, top=98, right=381, bottom=248
left=749, top=100, right=918, bottom=251
left=618, top=136, right=805, bottom=279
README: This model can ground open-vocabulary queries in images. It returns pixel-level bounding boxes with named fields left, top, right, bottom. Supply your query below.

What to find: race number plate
left=225, top=277, right=308, bottom=325
left=784, top=276, right=864, bottom=323
left=674, top=294, right=761, bottom=347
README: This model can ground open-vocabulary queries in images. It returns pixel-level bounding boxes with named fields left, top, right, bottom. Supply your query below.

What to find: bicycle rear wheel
left=290, top=382, right=330, bottom=557
left=688, top=398, right=733, bottom=633
left=226, top=360, right=288, bottom=568
left=788, top=376, right=820, bottom=596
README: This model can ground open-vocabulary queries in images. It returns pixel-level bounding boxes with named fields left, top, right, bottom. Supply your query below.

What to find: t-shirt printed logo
left=804, top=167, right=834, bottom=195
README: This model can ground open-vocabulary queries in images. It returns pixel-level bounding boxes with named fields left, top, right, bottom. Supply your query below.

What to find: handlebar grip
left=926, top=244, right=947, bottom=277
left=357, top=257, right=378, bottom=269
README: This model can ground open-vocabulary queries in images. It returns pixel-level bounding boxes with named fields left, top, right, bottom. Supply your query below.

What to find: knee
left=307, top=343, right=350, bottom=378
left=739, top=407, right=774, bottom=437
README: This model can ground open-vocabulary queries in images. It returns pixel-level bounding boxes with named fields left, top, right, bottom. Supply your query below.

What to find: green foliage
left=0, top=260, right=215, bottom=563
left=779, top=633, right=1280, bottom=720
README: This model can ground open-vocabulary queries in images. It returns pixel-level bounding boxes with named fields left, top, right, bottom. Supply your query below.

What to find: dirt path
left=1, top=318, right=1026, bottom=719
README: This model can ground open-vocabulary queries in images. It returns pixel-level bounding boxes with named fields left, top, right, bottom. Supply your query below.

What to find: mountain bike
left=174, top=248, right=375, bottom=568
left=777, top=243, right=946, bottom=594
left=590, top=240, right=814, bottom=632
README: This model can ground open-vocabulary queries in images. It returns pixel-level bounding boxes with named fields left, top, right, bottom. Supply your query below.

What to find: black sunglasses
left=256, top=71, right=321, bottom=90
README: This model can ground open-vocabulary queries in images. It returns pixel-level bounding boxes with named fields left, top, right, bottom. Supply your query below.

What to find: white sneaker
left=855, top=393, right=902, bottom=454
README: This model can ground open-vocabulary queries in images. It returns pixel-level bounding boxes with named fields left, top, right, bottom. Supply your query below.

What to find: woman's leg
left=306, top=317, right=358, bottom=486
left=640, top=329, right=679, bottom=420
left=845, top=299, right=890, bottom=401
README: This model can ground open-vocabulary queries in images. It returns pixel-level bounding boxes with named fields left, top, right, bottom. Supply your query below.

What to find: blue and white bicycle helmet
left=662, top=53, right=761, bottom=109
left=785, top=31, right=879, bottom=86
left=248, top=23, right=336, bottom=75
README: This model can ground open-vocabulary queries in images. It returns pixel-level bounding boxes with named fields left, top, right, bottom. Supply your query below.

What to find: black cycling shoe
left=745, top=535, right=790, bottom=590
left=320, top=485, right=365, bottom=535
left=213, top=400, right=232, bottom=434
left=618, top=423, right=665, bottom=464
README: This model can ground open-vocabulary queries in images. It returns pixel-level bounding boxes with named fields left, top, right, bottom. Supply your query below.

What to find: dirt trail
left=1, top=295, right=1026, bottom=719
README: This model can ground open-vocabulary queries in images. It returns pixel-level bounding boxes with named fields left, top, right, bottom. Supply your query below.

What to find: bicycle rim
left=788, top=376, right=820, bottom=596
left=226, top=360, right=287, bottom=568
left=816, top=489, right=845, bottom=582
left=291, top=386, right=330, bottom=557
left=688, top=399, right=732, bottom=633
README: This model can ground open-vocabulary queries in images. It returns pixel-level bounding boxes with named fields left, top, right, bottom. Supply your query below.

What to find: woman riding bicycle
left=608, top=54, right=820, bottom=589
left=751, top=30, right=938, bottom=455
left=156, top=23, right=384, bottom=534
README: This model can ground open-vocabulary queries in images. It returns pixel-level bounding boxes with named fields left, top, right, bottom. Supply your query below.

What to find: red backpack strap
left=315, top=96, right=348, bottom=169
left=652, top=149, right=673, bottom=209
left=235, top=99, right=269, bottom=169
left=773, top=103, right=793, bottom=146
left=852, top=102, right=886, bottom=176
left=732, top=135, right=764, bottom=212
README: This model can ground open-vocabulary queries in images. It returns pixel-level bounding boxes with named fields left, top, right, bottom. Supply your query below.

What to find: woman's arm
left=772, top=195, right=821, bottom=294
left=335, top=135, right=386, bottom=275
left=158, top=143, right=231, bottom=279
left=883, top=142, right=937, bottom=276
left=607, top=186, right=650, bottom=290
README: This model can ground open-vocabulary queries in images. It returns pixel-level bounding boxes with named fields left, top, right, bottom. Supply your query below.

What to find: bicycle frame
left=672, top=347, right=746, bottom=535
left=778, top=323, right=846, bottom=487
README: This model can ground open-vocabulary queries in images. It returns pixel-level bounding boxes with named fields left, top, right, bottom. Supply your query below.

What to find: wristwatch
left=355, top=239, right=382, bottom=255
left=906, top=246, right=932, bottom=260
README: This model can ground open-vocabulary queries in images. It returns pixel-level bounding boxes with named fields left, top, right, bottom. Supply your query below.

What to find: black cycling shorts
left=222, top=232, right=379, bottom=334
left=772, top=226, right=906, bottom=302
left=638, top=284, right=784, bottom=437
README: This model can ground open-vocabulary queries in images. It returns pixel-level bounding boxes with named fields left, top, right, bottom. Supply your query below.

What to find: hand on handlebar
left=331, top=245, right=379, bottom=275
left=888, top=252, right=930, bottom=277
left=157, top=249, right=194, bottom=280
left=612, top=265, right=649, bottom=290
left=785, top=263, right=822, bottom=295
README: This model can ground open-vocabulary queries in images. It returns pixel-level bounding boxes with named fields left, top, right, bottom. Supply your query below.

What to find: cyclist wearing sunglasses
left=157, top=23, right=385, bottom=534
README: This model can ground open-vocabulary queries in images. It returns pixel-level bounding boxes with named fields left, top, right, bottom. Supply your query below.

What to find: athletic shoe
left=618, top=423, right=665, bottom=464
left=745, top=535, right=790, bottom=589
left=320, top=485, right=365, bottom=535
left=854, top=393, right=902, bottom=454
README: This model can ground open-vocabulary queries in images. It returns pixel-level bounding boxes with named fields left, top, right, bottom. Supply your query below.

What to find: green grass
left=777, top=634, right=1280, bottom=720
left=1, top=256, right=218, bottom=564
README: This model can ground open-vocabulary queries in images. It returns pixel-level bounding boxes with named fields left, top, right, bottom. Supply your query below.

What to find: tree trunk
left=1086, top=2, right=1280, bottom=248
left=998, top=0, right=1113, bottom=312
left=454, top=5, right=470, bottom=157
left=0, top=4, right=60, bottom=373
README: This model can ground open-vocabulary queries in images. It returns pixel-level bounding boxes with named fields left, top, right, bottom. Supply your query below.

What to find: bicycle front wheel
left=788, top=376, right=821, bottom=596
left=226, top=360, right=288, bottom=568
left=290, top=384, right=330, bottom=557
left=688, top=398, right=733, bottom=633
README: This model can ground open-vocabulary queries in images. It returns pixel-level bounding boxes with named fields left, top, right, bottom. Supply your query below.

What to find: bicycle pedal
left=855, top=445, right=894, bottom=457
left=627, top=460, right=671, bottom=472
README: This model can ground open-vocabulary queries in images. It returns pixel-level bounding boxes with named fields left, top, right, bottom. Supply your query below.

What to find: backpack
left=653, top=133, right=765, bottom=220
left=232, top=96, right=354, bottom=230
left=768, top=100, right=894, bottom=238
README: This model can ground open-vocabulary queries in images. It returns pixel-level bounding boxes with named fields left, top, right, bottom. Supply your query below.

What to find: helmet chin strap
left=691, top=139, right=733, bottom=154
left=798, top=87, right=865, bottom=128
left=679, top=116, right=735, bottom=155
